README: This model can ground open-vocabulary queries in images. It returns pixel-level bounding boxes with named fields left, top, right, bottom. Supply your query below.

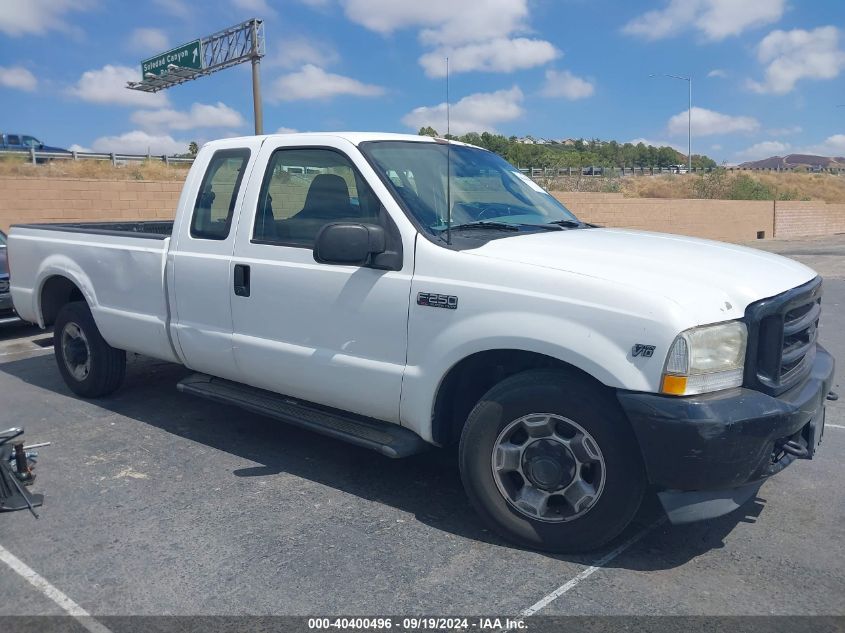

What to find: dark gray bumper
left=617, top=344, right=834, bottom=523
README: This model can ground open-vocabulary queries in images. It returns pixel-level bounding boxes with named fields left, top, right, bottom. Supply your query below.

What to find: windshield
left=0, top=230, right=6, bottom=246
left=360, top=141, right=580, bottom=237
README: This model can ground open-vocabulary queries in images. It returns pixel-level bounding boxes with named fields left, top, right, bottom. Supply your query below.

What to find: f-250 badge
left=632, top=344, right=655, bottom=357
left=417, top=292, right=458, bottom=309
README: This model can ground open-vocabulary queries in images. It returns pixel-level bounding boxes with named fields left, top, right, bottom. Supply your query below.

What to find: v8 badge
left=632, top=344, right=655, bottom=358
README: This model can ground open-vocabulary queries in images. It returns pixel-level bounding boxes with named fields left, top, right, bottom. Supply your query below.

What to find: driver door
left=229, top=138, right=414, bottom=423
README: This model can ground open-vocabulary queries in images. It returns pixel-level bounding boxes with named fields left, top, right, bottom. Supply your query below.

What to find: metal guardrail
left=520, top=165, right=845, bottom=177
left=3, top=148, right=842, bottom=176
left=0, top=148, right=195, bottom=166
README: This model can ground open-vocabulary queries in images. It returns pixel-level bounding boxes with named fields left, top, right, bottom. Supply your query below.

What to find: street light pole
left=650, top=73, right=691, bottom=172
left=687, top=77, right=692, bottom=173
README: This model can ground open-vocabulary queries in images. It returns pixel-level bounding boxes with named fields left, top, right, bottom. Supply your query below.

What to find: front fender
left=399, top=309, right=676, bottom=442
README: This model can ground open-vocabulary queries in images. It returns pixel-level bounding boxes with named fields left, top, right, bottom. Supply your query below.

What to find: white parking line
left=515, top=516, right=666, bottom=619
left=827, top=423, right=845, bottom=430
left=0, top=544, right=113, bottom=633
left=0, top=348, right=52, bottom=358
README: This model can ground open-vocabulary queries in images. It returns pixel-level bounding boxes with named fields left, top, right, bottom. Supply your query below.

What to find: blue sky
left=1, top=0, right=844, bottom=164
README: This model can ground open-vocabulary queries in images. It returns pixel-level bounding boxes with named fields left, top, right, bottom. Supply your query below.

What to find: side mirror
left=313, top=223, right=386, bottom=267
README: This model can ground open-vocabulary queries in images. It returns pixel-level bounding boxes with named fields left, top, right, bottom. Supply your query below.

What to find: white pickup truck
left=8, top=133, right=834, bottom=552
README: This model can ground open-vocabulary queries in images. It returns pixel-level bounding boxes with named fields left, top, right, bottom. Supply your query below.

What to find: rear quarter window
left=190, top=148, right=251, bottom=240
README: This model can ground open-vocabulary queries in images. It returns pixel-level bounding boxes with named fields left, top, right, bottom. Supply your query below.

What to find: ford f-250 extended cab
left=8, top=133, right=834, bottom=552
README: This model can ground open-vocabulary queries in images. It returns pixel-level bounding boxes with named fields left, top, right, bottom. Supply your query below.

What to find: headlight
left=661, top=321, right=747, bottom=396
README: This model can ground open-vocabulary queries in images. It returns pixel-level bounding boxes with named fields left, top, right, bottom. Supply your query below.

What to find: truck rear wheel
left=54, top=301, right=125, bottom=398
left=459, top=369, right=646, bottom=552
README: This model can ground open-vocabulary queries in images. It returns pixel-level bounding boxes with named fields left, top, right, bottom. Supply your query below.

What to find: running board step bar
left=177, top=373, right=428, bottom=459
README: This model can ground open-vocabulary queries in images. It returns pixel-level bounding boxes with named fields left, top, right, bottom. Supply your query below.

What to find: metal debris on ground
left=0, top=427, right=46, bottom=518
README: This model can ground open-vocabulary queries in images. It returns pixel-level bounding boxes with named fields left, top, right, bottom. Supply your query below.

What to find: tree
left=188, top=141, right=199, bottom=156
left=405, top=128, right=717, bottom=170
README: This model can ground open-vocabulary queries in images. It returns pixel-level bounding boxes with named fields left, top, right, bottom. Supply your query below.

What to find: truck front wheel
left=54, top=301, right=126, bottom=398
left=459, top=369, right=646, bottom=552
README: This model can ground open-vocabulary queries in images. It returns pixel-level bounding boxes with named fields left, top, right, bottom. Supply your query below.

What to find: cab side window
left=190, top=149, right=250, bottom=240
left=253, top=148, right=382, bottom=248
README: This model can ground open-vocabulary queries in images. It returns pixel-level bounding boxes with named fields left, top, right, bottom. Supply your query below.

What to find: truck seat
left=293, top=174, right=360, bottom=221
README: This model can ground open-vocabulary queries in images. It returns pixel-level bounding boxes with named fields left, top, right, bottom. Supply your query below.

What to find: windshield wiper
left=546, top=219, right=586, bottom=228
left=446, top=221, right=520, bottom=232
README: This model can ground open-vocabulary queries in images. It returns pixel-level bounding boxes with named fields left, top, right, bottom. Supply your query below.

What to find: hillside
left=419, top=128, right=718, bottom=170
left=625, top=171, right=845, bottom=202
left=739, top=153, right=845, bottom=170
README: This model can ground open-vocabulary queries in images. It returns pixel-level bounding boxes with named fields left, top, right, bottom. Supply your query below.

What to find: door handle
left=233, top=264, right=250, bottom=297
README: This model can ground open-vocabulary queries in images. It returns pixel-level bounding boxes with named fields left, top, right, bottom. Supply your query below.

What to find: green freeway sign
left=141, top=39, right=203, bottom=77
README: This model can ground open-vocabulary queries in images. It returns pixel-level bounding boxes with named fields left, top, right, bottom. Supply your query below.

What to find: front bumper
left=617, top=344, right=834, bottom=523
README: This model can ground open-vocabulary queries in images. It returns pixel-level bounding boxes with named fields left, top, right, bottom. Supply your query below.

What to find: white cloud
left=800, top=134, right=845, bottom=157
left=737, top=140, right=790, bottom=160
left=767, top=125, right=802, bottom=136
left=707, top=69, right=727, bottom=78
left=667, top=107, right=759, bottom=136
left=276, top=127, right=298, bottom=134
left=131, top=102, right=246, bottom=132
left=748, top=27, right=845, bottom=95
left=266, top=37, right=339, bottom=69
left=233, top=0, right=277, bottom=16
left=90, top=130, right=190, bottom=155
left=402, top=87, right=524, bottom=135
left=0, top=0, right=93, bottom=37
left=0, top=66, right=37, bottom=91
left=342, top=0, right=529, bottom=45
left=623, top=0, right=785, bottom=42
left=270, top=64, right=385, bottom=101
left=67, top=65, right=170, bottom=108
left=541, top=69, right=594, bottom=100
left=68, top=144, right=92, bottom=153
left=420, top=38, right=559, bottom=77
left=342, top=0, right=557, bottom=76
left=129, top=28, right=169, bottom=53
left=710, top=144, right=722, bottom=151
left=152, top=0, right=190, bottom=18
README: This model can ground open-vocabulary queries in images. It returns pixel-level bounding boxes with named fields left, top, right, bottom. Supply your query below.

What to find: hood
left=468, top=228, right=817, bottom=323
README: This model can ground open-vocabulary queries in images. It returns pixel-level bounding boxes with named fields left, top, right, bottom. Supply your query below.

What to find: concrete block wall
left=774, top=201, right=845, bottom=238
left=2, top=176, right=844, bottom=242
left=555, top=192, right=775, bottom=243
left=0, top=177, right=183, bottom=233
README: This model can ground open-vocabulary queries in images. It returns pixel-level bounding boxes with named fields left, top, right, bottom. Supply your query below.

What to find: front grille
left=744, top=277, right=822, bottom=396
left=0, top=279, right=8, bottom=293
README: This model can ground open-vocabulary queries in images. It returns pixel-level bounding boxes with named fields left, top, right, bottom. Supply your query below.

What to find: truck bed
left=8, top=222, right=179, bottom=363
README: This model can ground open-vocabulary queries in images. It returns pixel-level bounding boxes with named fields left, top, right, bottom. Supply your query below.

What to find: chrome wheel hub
left=491, top=413, right=606, bottom=523
left=61, top=322, right=91, bottom=381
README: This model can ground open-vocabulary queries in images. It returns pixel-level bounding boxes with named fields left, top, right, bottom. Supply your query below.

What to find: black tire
left=53, top=301, right=125, bottom=398
left=459, top=369, right=646, bottom=553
